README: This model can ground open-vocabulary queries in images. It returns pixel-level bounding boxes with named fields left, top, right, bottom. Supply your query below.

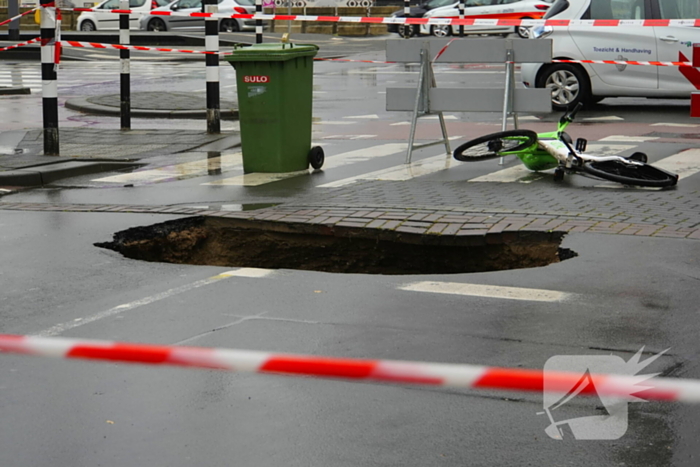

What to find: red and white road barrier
left=555, top=58, right=694, bottom=67
left=1, top=334, right=699, bottom=403
left=63, top=8, right=700, bottom=28
left=57, top=41, right=698, bottom=69
left=0, top=6, right=41, bottom=28
left=0, top=37, right=41, bottom=53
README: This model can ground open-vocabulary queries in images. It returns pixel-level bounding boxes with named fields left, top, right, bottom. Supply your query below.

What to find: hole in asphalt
left=95, top=216, right=577, bottom=275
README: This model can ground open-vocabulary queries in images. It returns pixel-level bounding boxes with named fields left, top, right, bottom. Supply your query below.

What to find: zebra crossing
left=0, top=62, right=204, bottom=93
left=89, top=139, right=700, bottom=189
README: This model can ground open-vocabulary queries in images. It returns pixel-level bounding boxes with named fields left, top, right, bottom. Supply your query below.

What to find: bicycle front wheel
left=454, top=130, right=538, bottom=162
left=582, top=160, right=678, bottom=188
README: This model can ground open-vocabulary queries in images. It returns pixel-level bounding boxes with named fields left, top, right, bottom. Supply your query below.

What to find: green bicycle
left=453, top=103, right=679, bottom=188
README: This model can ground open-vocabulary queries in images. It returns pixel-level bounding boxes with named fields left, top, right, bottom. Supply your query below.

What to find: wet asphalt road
left=2, top=33, right=700, bottom=466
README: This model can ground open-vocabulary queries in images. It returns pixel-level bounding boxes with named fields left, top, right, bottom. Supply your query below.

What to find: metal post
left=205, top=0, right=221, bottom=134
left=499, top=43, right=515, bottom=165
left=8, top=0, right=20, bottom=42
left=458, top=0, right=464, bottom=37
left=406, top=47, right=428, bottom=164
left=402, top=0, right=410, bottom=38
left=119, top=0, right=131, bottom=130
left=255, top=0, right=263, bottom=44
left=40, top=0, right=58, bottom=156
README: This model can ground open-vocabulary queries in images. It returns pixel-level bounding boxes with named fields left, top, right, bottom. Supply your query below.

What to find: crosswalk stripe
left=93, top=152, right=243, bottom=183
left=399, top=281, right=573, bottom=302
left=652, top=148, right=700, bottom=180
left=319, top=153, right=452, bottom=187
left=204, top=143, right=407, bottom=187
left=468, top=144, right=636, bottom=183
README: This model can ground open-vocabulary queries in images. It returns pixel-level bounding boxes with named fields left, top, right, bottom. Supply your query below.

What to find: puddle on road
left=95, top=216, right=576, bottom=275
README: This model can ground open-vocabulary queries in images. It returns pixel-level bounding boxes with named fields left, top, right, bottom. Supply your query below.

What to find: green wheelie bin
left=225, top=43, right=324, bottom=174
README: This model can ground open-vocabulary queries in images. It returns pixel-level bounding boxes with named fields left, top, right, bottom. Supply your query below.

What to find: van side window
left=588, top=0, right=645, bottom=20
left=658, top=0, right=699, bottom=19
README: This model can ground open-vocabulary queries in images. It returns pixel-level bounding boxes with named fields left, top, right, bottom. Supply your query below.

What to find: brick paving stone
left=457, top=229, right=489, bottom=236
left=379, top=220, right=402, bottom=230
left=396, top=226, right=427, bottom=234
left=427, top=223, right=447, bottom=234
left=279, top=216, right=314, bottom=223
left=461, top=223, right=491, bottom=229
left=402, top=221, right=432, bottom=228
left=366, top=219, right=387, bottom=229
left=424, top=214, right=442, bottom=222
left=442, top=223, right=463, bottom=235
left=379, top=213, right=410, bottom=220
left=320, top=217, right=344, bottom=224
left=653, top=229, right=690, bottom=238
left=503, top=221, right=533, bottom=231
left=336, top=221, right=370, bottom=228
left=687, top=230, right=700, bottom=240
left=308, top=216, right=331, bottom=223
left=408, top=213, right=429, bottom=221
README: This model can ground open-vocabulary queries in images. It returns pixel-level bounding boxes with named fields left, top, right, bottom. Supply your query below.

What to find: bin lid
left=224, top=43, right=319, bottom=62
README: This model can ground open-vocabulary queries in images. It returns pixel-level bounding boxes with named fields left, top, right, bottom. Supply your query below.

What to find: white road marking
left=93, top=152, right=243, bottom=183
left=36, top=269, right=274, bottom=337
left=205, top=143, right=407, bottom=186
left=469, top=144, right=635, bottom=183
left=581, top=116, right=624, bottom=122
left=390, top=122, right=412, bottom=126
left=313, top=121, right=356, bottom=125
left=399, top=281, right=572, bottom=302
left=598, top=135, right=659, bottom=142
left=344, top=114, right=380, bottom=119
left=320, top=153, right=452, bottom=187
left=650, top=123, right=700, bottom=128
left=653, top=148, right=700, bottom=180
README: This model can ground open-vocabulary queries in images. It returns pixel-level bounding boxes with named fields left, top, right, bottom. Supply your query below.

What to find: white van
left=520, top=0, right=700, bottom=109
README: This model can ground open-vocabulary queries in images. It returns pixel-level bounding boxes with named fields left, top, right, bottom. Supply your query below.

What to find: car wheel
left=515, top=18, right=531, bottom=39
left=147, top=18, right=167, bottom=32
left=398, top=24, right=416, bottom=38
left=220, top=19, right=240, bottom=33
left=431, top=25, right=451, bottom=38
left=537, top=64, right=591, bottom=111
left=80, top=20, right=96, bottom=32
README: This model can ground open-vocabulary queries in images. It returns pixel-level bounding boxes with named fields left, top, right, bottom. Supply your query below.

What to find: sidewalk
left=0, top=91, right=240, bottom=187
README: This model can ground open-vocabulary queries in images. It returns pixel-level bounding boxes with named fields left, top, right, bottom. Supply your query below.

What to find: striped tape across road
left=1, top=334, right=699, bottom=403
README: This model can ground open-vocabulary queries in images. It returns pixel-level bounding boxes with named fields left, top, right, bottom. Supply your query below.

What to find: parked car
left=139, top=0, right=261, bottom=32
left=77, top=0, right=171, bottom=31
left=387, top=0, right=457, bottom=38
left=521, top=0, right=700, bottom=109
left=420, top=0, right=552, bottom=38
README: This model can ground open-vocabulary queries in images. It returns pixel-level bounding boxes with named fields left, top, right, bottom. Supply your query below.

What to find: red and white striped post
left=40, top=0, right=59, bottom=155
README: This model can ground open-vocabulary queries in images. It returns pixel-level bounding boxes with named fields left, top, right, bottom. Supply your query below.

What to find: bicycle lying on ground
left=453, top=103, right=679, bottom=188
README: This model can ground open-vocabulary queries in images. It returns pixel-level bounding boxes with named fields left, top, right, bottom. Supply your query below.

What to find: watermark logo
left=539, top=348, right=666, bottom=440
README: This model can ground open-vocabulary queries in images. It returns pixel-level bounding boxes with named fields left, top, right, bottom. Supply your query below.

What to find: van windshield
left=543, top=0, right=569, bottom=19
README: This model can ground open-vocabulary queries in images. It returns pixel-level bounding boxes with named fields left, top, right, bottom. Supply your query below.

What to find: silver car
left=139, top=0, right=260, bottom=32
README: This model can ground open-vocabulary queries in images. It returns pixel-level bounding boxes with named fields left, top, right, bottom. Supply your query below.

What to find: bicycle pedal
left=575, top=138, right=587, bottom=152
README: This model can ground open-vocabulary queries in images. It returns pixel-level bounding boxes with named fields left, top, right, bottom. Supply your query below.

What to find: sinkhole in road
left=95, top=216, right=576, bottom=275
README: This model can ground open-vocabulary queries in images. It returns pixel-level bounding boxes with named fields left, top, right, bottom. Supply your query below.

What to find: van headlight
left=531, top=25, right=553, bottom=39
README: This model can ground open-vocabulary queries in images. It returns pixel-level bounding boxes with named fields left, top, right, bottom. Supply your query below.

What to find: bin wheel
left=309, top=146, right=325, bottom=170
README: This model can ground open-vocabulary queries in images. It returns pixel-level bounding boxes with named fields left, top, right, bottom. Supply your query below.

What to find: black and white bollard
left=204, top=0, right=221, bottom=134
left=120, top=0, right=131, bottom=130
left=256, top=0, right=263, bottom=44
left=40, top=0, right=58, bottom=155
left=458, top=0, right=464, bottom=37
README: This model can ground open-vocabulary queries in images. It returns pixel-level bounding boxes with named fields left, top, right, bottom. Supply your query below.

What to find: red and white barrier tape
left=0, top=37, right=41, bottom=52
left=0, top=6, right=40, bottom=28
left=0, top=334, right=698, bottom=403
left=62, top=8, right=700, bottom=28
left=555, top=58, right=694, bottom=67
left=57, top=41, right=699, bottom=68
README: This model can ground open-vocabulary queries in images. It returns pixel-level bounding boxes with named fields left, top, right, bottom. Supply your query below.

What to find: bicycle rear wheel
left=582, top=160, right=678, bottom=188
left=454, top=130, right=538, bottom=162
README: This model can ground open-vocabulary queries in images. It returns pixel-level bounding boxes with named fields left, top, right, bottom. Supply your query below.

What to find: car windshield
left=543, top=0, right=568, bottom=18
left=658, top=0, right=699, bottom=19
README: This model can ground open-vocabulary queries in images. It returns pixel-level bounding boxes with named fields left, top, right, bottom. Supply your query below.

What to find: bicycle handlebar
left=561, top=102, right=584, bottom=124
